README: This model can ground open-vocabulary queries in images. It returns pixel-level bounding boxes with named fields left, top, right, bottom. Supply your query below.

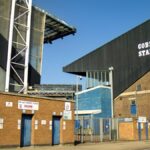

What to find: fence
left=75, top=116, right=119, bottom=143
left=75, top=117, right=150, bottom=143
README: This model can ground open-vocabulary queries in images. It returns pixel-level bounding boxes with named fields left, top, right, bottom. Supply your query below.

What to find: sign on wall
left=41, top=120, right=46, bottom=125
left=6, top=102, right=13, bottom=107
left=138, top=41, right=150, bottom=57
left=18, top=100, right=39, bottom=111
left=0, top=118, right=4, bottom=129
left=138, top=116, right=147, bottom=123
left=63, top=110, right=72, bottom=120
left=124, top=118, right=133, bottom=122
left=65, top=102, right=71, bottom=111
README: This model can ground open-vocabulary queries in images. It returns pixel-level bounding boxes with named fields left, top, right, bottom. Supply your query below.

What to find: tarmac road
left=1, top=141, right=150, bottom=150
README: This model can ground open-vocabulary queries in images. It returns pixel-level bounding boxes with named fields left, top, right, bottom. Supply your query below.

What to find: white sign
left=49, top=126, right=52, bottom=130
left=6, top=102, right=13, bottom=107
left=49, top=121, right=52, bottom=125
left=65, top=102, right=71, bottom=111
left=41, top=120, right=46, bottom=125
left=18, top=100, right=39, bottom=111
left=0, top=124, right=3, bottom=129
left=0, top=118, right=4, bottom=129
left=53, top=112, right=56, bottom=115
left=63, top=121, right=66, bottom=125
left=138, top=116, right=147, bottom=123
left=35, top=124, right=38, bottom=130
left=63, top=125, right=66, bottom=130
left=18, top=120, right=21, bottom=125
left=138, top=41, right=150, bottom=57
left=35, top=120, right=38, bottom=125
left=49, top=121, right=52, bottom=130
left=124, top=118, right=133, bottom=122
left=18, top=124, right=21, bottom=130
left=0, top=118, right=4, bottom=124
left=63, top=110, right=72, bottom=120
left=63, top=121, right=66, bottom=130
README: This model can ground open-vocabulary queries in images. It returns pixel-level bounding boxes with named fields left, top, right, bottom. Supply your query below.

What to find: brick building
left=0, top=1, right=76, bottom=147
left=114, top=71, right=150, bottom=120
left=0, top=92, right=74, bottom=147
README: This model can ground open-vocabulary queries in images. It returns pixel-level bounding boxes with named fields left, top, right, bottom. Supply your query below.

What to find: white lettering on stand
left=138, top=41, right=150, bottom=57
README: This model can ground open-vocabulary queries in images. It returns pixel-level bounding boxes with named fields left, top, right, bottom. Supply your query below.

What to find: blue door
left=145, top=122, right=149, bottom=140
left=52, top=116, right=61, bottom=145
left=21, top=115, right=32, bottom=147
left=130, top=104, right=137, bottom=115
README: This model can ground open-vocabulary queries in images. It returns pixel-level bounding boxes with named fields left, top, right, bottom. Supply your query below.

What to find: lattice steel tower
left=5, top=0, right=32, bottom=94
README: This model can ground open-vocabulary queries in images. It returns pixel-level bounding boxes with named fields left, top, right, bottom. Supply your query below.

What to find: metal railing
left=75, top=117, right=119, bottom=143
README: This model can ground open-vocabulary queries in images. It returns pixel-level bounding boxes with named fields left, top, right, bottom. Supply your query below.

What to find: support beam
left=5, top=0, right=32, bottom=94
left=5, top=0, right=16, bottom=92
left=109, top=66, right=114, bottom=118
left=24, top=0, right=32, bottom=94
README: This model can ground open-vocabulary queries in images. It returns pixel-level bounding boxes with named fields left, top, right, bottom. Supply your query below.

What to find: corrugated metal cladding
left=63, top=20, right=150, bottom=98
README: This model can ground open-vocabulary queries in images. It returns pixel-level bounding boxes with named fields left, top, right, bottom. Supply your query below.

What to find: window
left=131, top=100, right=136, bottom=105
left=136, top=84, right=141, bottom=91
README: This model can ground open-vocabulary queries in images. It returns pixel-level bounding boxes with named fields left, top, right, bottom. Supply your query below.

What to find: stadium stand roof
left=34, top=6, right=76, bottom=43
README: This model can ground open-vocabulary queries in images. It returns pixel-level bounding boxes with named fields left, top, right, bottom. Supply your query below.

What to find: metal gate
left=75, top=117, right=118, bottom=143
left=21, top=114, right=32, bottom=147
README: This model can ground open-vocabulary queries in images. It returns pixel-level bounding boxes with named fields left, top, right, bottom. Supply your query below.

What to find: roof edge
left=33, top=5, right=76, bottom=32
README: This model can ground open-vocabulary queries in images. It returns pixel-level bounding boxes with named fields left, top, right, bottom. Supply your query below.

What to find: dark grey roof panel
left=63, top=20, right=150, bottom=98
left=33, top=6, right=76, bottom=43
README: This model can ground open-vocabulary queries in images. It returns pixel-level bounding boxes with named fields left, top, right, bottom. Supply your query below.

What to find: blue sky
left=34, top=0, right=150, bottom=85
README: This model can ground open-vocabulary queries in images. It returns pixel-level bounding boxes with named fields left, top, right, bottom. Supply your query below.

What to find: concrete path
left=2, top=141, right=150, bottom=150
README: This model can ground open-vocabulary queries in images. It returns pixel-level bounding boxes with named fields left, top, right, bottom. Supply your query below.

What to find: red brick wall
left=0, top=92, right=74, bottom=147
left=119, top=121, right=150, bottom=141
left=119, top=122, right=134, bottom=140
left=114, top=71, right=150, bottom=120
left=125, top=72, right=150, bottom=92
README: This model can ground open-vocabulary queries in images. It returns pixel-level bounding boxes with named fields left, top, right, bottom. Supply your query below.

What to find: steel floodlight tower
left=5, top=0, right=32, bottom=94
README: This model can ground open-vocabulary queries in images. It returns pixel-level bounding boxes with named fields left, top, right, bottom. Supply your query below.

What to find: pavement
left=1, top=141, right=150, bottom=150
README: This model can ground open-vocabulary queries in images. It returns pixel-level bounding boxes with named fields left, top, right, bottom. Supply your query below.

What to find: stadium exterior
left=0, top=0, right=76, bottom=147
left=64, top=20, right=150, bottom=120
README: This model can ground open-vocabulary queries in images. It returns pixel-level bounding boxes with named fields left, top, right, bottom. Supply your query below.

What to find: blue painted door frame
left=130, top=104, right=137, bottom=115
left=21, top=114, right=33, bottom=147
left=52, top=116, right=61, bottom=145
left=138, top=122, right=141, bottom=141
left=138, top=122, right=149, bottom=140
left=145, top=122, right=149, bottom=140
